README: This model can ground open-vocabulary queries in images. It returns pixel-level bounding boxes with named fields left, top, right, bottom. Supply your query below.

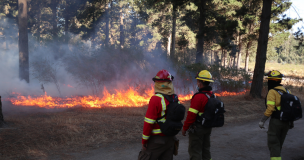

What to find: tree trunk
left=167, top=33, right=172, bottom=57
left=120, top=7, right=124, bottom=49
left=170, top=4, right=177, bottom=61
left=221, top=49, right=224, bottom=66
left=64, top=12, right=69, bottom=43
left=18, top=0, right=29, bottom=83
left=195, top=0, right=206, bottom=63
left=223, top=50, right=227, bottom=67
left=233, top=56, right=236, bottom=68
left=0, top=96, right=4, bottom=127
left=210, top=50, right=213, bottom=65
left=245, top=43, right=250, bottom=71
left=105, top=1, right=110, bottom=46
left=50, top=1, right=58, bottom=40
left=250, top=0, right=273, bottom=98
left=237, top=35, right=242, bottom=69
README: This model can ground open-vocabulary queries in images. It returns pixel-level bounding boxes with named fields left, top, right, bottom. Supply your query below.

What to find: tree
left=18, top=0, right=29, bottom=83
left=0, top=96, right=5, bottom=127
left=250, top=0, right=272, bottom=97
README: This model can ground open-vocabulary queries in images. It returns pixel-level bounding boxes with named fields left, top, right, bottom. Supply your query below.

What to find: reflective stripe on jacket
left=142, top=94, right=169, bottom=144
left=265, top=86, right=291, bottom=117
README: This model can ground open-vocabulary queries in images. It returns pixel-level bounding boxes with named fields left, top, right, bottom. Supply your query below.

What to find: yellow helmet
left=266, top=70, right=284, bottom=80
left=195, top=70, right=214, bottom=82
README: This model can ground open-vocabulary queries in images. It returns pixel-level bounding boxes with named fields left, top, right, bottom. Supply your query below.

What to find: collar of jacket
left=198, top=86, right=212, bottom=92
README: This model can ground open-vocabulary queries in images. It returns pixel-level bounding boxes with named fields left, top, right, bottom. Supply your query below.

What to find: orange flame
left=7, top=87, right=247, bottom=109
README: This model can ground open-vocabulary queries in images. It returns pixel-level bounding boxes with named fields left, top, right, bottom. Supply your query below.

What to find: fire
left=7, top=86, right=247, bottom=109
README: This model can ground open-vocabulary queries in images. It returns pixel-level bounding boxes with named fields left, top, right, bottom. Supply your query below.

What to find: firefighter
left=259, top=70, right=294, bottom=160
left=140, top=69, right=175, bottom=160
left=182, top=70, right=214, bottom=160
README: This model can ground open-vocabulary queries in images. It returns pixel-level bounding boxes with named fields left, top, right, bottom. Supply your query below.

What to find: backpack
left=194, top=92, right=225, bottom=128
left=271, top=89, right=302, bottom=121
left=156, top=94, right=186, bottom=136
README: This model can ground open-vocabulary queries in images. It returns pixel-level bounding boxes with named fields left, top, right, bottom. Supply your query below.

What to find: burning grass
left=1, top=87, right=303, bottom=159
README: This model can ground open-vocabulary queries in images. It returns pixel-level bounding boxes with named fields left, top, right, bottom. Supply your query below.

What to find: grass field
left=243, top=62, right=304, bottom=78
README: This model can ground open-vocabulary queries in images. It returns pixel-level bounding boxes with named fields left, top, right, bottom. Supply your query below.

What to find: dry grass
left=1, top=84, right=303, bottom=159
left=243, top=62, right=304, bottom=78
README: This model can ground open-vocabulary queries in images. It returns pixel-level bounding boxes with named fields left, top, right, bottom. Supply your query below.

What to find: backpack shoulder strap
left=273, top=89, right=289, bottom=95
left=156, top=93, right=178, bottom=103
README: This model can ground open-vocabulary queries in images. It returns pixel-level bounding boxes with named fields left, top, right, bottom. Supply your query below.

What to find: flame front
left=8, top=86, right=247, bottom=109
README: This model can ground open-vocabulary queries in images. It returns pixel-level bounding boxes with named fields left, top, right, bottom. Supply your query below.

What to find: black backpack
left=156, top=94, right=186, bottom=136
left=271, top=89, right=302, bottom=121
left=194, top=92, right=225, bottom=128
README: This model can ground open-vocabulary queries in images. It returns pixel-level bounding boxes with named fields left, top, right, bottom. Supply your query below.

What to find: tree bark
left=105, top=1, right=110, bottom=46
left=120, top=7, right=124, bottom=49
left=18, top=0, right=29, bottom=83
left=167, top=33, right=172, bottom=57
left=170, top=4, right=177, bottom=61
left=0, top=96, right=4, bottom=127
left=250, top=0, right=273, bottom=98
left=195, top=0, right=206, bottom=63
left=50, top=1, right=58, bottom=40
left=64, top=12, right=69, bottom=43
left=237, top=35, right=242, bottom=69
left=245, top=42, right=250, bottom=72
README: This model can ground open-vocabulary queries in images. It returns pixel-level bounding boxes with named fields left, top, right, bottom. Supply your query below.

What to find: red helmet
left=152, top=70, right=174, bottom=82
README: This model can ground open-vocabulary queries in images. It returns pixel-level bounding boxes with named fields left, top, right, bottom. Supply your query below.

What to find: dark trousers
left=145, top=135, right=175, bottom=160
left=188, top=125, right=212, bottom=160
left=267, top=118, right=289, bottom=158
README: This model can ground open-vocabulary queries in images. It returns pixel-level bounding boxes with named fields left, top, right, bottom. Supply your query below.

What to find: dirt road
left=64, top=118, right=304, bottom=160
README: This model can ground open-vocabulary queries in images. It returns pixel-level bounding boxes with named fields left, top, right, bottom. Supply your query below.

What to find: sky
left=286, top=0, right=304, bottom=32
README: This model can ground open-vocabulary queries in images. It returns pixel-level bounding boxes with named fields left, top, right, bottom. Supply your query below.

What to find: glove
left=259, top=115, right=269, bottom=129
left=289, top=121, right=294, bottom=129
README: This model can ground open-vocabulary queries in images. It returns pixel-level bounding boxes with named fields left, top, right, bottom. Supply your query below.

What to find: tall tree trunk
left=167, top=33, right=172, bottom=57
left=245, top=43, right=250, bottom=72
left=18, top=0, right=29, bottom=83
left=223, top=50, right=227, bottom=67
left=250, top=0, right=273, bottom=98
left=50, top=1, right=58, bottom=40
left=120, top=7, right=124, bottom=49
left=64, top=12, right=69, bottom=43
left=0, top=96, right=4, bottom=127
left=170, top=4, right=177, bottom=60
left=233, top=56, right=236, bottom=68
left=105, top=1, right=110, bottom=46
left=195, top=0, right=206, bottom=63
left=210, top=50, right=213, bottom=65
left=221, top=48, right=224, bottom=66
left=237, top=35, right=242, bottom=69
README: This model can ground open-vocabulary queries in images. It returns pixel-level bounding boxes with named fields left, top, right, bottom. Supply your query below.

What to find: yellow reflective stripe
left=270, top=157, right=281, bottom=160
left=189, top=108, right=199, bottom=114
left=152, top=129, right=161, bottom=134
left=155, top=94, right=166, bottom=122
left=144, top=117, right=156, bottom=124
left=198, top=112, right=203, bottom=116
left=178, top=101, right=180, bottom=104
left=277, top=106, right=281, bottom=111
left=267, top=101, right=275, bottom=105
left=142, top=134, right=150, bottom=140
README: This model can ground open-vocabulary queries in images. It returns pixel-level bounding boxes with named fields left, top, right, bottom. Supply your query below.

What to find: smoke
left=0, top=16, right=193, bottom=107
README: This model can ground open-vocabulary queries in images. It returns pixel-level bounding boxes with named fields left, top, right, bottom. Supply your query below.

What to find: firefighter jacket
left=142, top=94, right=170, bottom=144
left=183, top=90, right=212, bottom=131
left=265, top=86, right=291, bottom=117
